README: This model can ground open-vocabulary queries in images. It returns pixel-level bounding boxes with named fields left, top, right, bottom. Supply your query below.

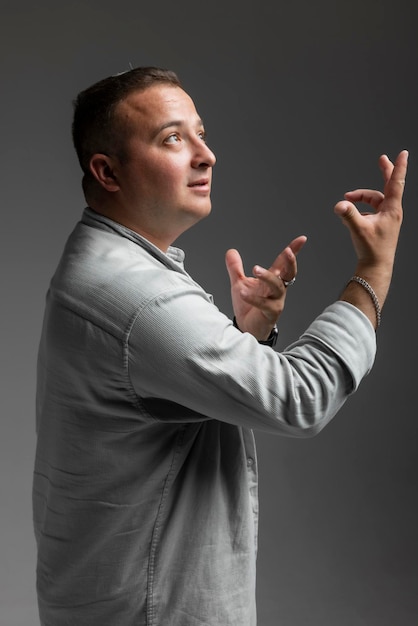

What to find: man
left=33, top=66, right=407, bottom=626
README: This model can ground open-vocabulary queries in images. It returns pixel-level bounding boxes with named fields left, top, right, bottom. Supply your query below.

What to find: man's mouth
left=188, top=178, right=210, bottom=188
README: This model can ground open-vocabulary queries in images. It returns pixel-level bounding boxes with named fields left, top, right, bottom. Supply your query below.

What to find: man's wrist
left=233, top=317, right=279, bottom=347
left=346, top=276, right=382, bottom=328
left=258, top=324, right=279, bottom=347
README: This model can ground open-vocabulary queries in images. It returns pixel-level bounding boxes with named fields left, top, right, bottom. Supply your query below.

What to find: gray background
left=1, top=1, right=417, bottom=624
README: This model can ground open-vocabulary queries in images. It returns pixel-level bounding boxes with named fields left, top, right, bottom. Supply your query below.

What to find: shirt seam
left=124, top=284, right=212, bottom=418
left=146, top=424, right=188, bottom=625
left=47, top=295, right=159, bottom=421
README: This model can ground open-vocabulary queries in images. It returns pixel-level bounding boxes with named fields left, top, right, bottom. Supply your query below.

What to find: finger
left=334, top=199, right=360, bottom=222
left=239, top=290, right=284, bottom=322
left=252, top=265, right=285, bottom=297
left=287, top=235, right=308, bottom=255
left=269, top=235, right=307, bottom=275
left=334, top=200, right=378, bottom=232
left=383, top=149, right=408, bottom=202
left=378, top=154, right=394, bottom=184
left=344, top=189, right=385, bottom=211
left=225, top=248, right=245, bottom=284
left=275, top=247, right=298, bottom=283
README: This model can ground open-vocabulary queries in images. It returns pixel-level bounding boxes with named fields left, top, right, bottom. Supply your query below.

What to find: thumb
left=225, top=248, right=245, bottom=285
left=334, top=200, right=361, bottom=226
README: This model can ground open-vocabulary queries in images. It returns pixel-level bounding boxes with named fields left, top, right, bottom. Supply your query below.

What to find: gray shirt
left=33, top=208, right=376, bottom=625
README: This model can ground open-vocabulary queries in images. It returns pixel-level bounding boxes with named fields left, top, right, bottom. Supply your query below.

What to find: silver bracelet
left=348, top=276, right=381, bottom=328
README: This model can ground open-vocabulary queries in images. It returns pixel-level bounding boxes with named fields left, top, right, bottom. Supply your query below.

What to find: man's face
left=111, top=84, right=216, bottom=247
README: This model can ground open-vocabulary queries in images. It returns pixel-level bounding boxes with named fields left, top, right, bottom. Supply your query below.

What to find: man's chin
left=186, top=201, right=212, bottom=223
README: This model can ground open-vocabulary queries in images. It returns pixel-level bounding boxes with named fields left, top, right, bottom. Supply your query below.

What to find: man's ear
left=89, top=154, right=120, bottom=192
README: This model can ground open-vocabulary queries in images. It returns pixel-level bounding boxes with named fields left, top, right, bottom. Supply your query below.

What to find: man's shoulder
left=48, top=219, right=194, bottom=334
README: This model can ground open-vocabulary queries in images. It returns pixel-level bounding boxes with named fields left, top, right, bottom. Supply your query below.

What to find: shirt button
left=247, top=457, right=254, bottom=467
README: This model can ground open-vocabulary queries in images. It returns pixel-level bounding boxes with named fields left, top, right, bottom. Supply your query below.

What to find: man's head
left=72, top=67, right=216, bottom=250
left=72, top=67, right=181, bottom=197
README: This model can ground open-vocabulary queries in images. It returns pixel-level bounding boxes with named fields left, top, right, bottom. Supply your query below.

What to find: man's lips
left=188, top=178, right=210, bottom=188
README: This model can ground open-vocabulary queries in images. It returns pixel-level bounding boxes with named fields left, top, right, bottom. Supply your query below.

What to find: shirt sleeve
left=127, top=281, right=376, bottom=437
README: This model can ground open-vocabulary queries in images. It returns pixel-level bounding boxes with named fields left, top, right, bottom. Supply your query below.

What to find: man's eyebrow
left=152, top=118, right=205, bottom=139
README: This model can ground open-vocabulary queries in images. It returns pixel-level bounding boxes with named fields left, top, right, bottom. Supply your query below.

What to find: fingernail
left=253, top=265, right=263, bottom=276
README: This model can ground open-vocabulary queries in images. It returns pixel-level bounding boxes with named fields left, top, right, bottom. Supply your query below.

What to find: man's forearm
left=339, top=262, right=394, bottom=330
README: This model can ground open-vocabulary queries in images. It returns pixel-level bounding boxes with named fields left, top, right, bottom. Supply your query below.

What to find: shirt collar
left=81, top=207, right=186, bottom=271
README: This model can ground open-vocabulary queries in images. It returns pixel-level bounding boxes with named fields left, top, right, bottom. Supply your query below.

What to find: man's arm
left=127, top=151, right=406, bottom=436
left=226, top=151, right=407, bottom=336
left=336, top=150, right=407, bottom=329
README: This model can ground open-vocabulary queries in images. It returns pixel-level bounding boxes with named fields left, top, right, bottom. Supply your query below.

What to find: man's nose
left=192, top=141, right=216, bottom=168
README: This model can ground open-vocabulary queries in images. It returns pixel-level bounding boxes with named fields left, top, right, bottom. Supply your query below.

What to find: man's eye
left=198, top=130, right=207, bottom=142
left=165, top=134, right=180, bottom=144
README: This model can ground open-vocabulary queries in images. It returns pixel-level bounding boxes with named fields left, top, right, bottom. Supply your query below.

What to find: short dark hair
left=72, top=66, right=181, bottom=190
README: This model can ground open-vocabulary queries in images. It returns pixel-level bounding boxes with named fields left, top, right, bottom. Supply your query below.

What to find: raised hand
left=336, top=150, right=408, bottom=327
left=335, top=150, right=407, bottom=268
left=225, top=236, right=307, bottom=341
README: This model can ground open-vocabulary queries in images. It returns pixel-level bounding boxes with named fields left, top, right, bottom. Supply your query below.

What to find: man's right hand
left=225, top=236, right=307, bottom=341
